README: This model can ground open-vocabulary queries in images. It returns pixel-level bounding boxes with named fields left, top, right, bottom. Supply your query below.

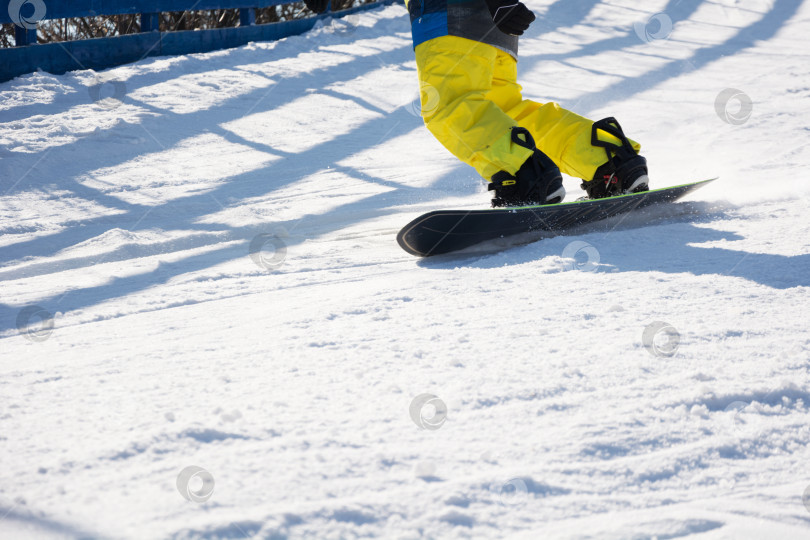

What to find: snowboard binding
left=490, top=127, right=565, bottom=207
left=582, top=117, right=649, bottom=199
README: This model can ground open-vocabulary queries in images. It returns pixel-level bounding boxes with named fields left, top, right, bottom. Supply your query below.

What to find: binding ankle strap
left=510, top=126, right=537, bottom=151
left=591, top=117, right=636, bottom=162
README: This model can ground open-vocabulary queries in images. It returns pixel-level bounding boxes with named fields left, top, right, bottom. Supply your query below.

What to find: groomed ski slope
left=1, top=0, right=810, bottom=538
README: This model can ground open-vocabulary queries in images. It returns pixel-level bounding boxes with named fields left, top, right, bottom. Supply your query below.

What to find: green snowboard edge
left=504, top=177, right=719, bottom=211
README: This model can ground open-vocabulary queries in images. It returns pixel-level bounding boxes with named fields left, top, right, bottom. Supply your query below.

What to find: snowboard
left=397, top=178, right=717, bottom=257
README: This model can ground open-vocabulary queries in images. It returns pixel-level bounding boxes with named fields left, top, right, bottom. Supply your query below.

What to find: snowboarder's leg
left=487, top=49, right=647, bottom=196
left=415, top=36, right=564, bottom=205
left=487, top=48, right=639, bottom=177
left=415, top=36, right=532, bottom=179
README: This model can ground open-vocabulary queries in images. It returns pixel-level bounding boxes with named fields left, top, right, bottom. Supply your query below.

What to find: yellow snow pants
left=414, top=35, right=640, bottom=181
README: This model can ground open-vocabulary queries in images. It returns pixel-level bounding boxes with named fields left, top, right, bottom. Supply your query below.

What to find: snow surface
left=2, top=1, right=810, bottom=538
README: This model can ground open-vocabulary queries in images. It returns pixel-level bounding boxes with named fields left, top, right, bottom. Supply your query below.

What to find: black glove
left=303, top=0, right=329, bottom=13
left=485, top=0, right=535, bottom=36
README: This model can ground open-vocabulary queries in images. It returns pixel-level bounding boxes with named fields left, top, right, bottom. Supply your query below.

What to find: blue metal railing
left=1, top=0, right=396, bottom=82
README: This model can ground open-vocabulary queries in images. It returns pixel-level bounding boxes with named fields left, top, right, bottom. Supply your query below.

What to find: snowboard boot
left=490, top=127, right=565, bottom=207
left=581, top=117, right=649, bottom=199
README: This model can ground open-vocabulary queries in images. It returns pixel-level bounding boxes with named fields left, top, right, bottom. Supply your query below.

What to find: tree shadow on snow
left=522, top=0, right=803, bottom=116
left=0, top=505, right=110, bottom=540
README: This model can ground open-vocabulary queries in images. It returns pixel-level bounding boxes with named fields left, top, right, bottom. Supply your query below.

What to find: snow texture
left=2, top=1, right=810, bottom=538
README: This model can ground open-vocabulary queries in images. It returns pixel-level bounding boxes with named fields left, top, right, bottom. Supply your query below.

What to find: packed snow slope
left=2, top=1, right=810, bottom=538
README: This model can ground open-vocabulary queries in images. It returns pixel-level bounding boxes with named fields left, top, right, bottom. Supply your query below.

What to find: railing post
left=239, top=8, right=256, bottom=27
left=15, top=26, right=38, bottom=46
left=140, top=13, right=161, bottom=32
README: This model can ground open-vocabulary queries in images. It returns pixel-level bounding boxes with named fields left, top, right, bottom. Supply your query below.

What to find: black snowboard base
left=397, top=178, right=717, bottom=257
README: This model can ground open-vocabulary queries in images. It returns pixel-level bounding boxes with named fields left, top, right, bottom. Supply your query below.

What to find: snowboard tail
left=397, top=178, right=717, bottom=257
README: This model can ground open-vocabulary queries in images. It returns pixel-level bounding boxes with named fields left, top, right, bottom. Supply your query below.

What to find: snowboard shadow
left=418, top=201, right=810, bottom=290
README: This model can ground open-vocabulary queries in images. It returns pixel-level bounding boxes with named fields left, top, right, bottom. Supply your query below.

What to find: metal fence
left=1, top=0, right=395, bottom=82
